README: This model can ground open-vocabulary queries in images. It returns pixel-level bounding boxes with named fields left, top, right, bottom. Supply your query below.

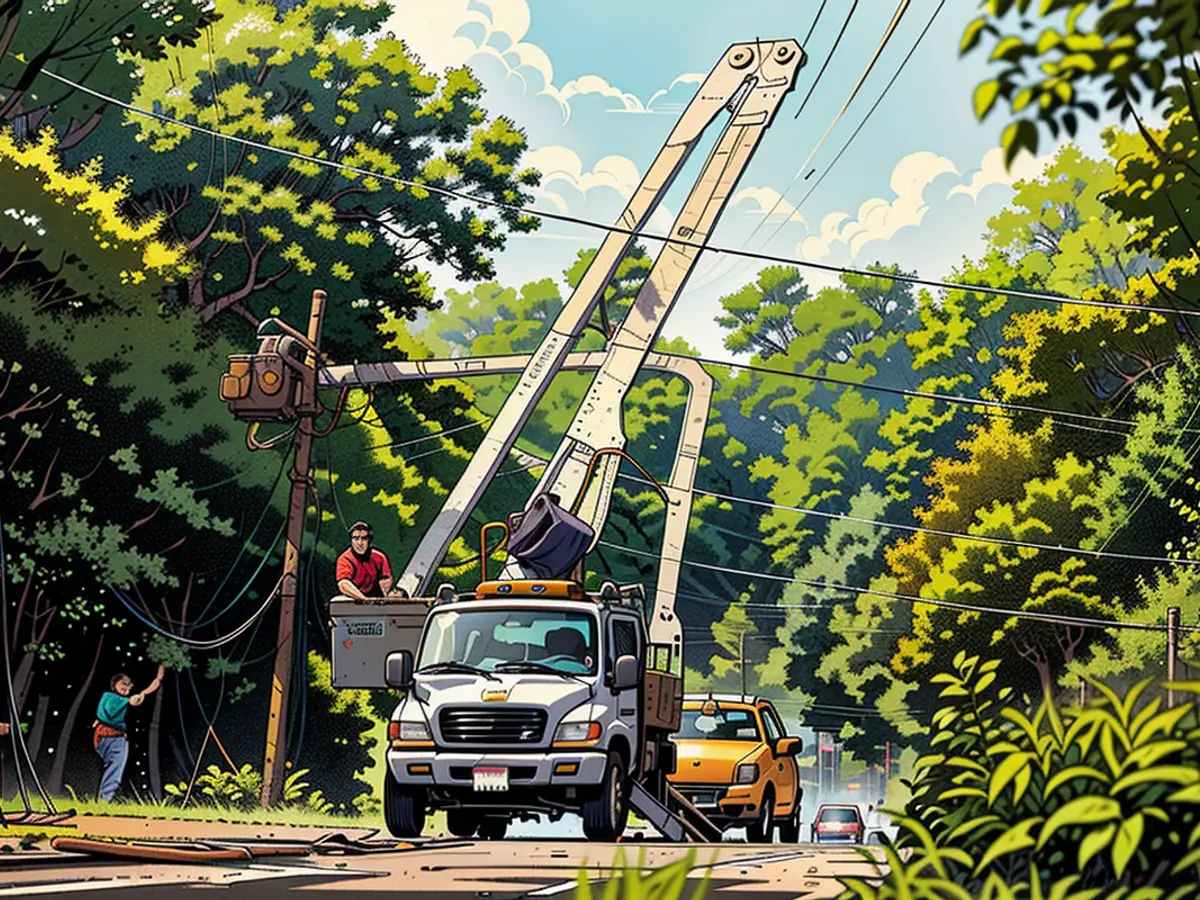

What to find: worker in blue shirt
left=93, top=666, right=163, bottom=801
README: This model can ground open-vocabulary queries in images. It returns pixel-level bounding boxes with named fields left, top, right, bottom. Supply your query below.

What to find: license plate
left=472, top=767, right=509, bottom=792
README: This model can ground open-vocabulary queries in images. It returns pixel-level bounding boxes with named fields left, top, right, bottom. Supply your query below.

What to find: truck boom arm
left=503, top=40, right=803, bottom=571
left=393, top=41, right=799, bottom=598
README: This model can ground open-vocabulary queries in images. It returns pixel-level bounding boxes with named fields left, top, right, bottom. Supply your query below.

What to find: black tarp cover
left=506, top=494, right=595, bottom=579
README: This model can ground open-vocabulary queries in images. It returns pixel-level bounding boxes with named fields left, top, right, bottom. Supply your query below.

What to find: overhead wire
left=26, top=62, right=1200, bottom=322
left=790, top=0, right=947, bottom=224
left=598, top=540, right=1200, bottom=635
left=793, top=0, right=859, bottom=125
left=106, top=578, right=283, bottom=649
left=688, top=0, right=916, bottom=293
left=688, top=353, right=1176, bottom=436
left=615, top=471, right=1200, bottom=570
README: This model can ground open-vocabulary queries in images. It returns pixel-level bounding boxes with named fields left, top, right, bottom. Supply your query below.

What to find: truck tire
left=383, top=774, right=425, bottom=838
left=477, top=817, right=509, bottom=840
left=746, top=788, right=774, bottom=843
left=445, top=809, right=478, bottom=838
left=581, top=753, right=629, bottom=842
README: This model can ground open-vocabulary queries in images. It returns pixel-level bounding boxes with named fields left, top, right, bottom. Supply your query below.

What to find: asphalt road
left=0, top=837, right=886, bottom=898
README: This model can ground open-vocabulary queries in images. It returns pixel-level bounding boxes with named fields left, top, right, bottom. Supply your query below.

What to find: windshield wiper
left=417, top=661, right=499, bottom=681
left=493, top=661, right=592, bottom=691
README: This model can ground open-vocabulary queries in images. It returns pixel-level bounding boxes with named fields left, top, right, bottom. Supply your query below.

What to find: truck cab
left=379, top=579, right=678, bottom=841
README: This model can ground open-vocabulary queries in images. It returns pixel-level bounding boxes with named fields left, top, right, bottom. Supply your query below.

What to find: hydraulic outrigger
left=221, top=39, right=805, bottom=837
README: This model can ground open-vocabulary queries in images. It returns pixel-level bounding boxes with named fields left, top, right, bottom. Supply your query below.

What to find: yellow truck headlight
left=735, top=763, right=759, bottom=785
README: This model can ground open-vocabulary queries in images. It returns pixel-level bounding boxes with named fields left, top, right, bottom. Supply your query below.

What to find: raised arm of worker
left=129, top=665, right=165, bottom=707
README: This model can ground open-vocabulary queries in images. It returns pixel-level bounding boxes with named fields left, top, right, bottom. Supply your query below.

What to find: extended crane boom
left=503, top=40, right=803, bottom=579
left=395, top=39, right=805, bottom=597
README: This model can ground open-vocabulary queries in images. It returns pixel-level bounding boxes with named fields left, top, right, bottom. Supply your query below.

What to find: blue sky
left=385, top=0, right=1115, bottom=358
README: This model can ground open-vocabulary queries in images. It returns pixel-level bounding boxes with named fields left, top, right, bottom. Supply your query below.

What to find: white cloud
left=383, top=1, right=701, bottom=122
left=799, top=151, right=960, bottom=261
left=730, top=186, right=807, bottom=227
left=518, top=145, right=675, bottom=237
left=947, top=146, right=1050, bottom=202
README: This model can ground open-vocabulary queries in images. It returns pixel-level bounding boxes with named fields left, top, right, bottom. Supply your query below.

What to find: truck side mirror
left=613, top=654, right=641, bottom=692
left=776, top=737, right=801, bottom=757
left=385, top=650, right=414, bottom=690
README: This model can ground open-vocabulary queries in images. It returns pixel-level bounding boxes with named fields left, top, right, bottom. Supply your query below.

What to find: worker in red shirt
left=336, top=521, right=401, bottom=600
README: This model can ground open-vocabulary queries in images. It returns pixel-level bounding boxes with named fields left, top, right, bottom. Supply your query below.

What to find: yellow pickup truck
left=667, top=694, right=803, bottom=842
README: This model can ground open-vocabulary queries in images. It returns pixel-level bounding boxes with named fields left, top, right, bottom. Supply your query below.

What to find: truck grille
left=438, top=707, right=547, bottom=744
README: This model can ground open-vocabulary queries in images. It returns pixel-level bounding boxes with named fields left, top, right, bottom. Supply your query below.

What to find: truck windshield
left=418, top=608, right=598, bottom=676
left=674, top=708, right=762, bottom=742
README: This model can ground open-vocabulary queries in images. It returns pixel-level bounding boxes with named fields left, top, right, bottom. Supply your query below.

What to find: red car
left=811, top=803, right=864, bottom=843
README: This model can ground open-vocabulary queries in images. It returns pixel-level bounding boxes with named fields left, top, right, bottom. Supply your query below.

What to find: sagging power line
left=599, top=540, right=1200, bottom=635
left=27, top=64, right=1200, bottom=322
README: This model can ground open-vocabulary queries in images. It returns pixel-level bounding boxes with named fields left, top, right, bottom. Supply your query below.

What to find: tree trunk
left=46, top=631, right=104, bottom=797
left=25, top=694, right=49, bottom=768
left=148, top=681, right=165, bottom=801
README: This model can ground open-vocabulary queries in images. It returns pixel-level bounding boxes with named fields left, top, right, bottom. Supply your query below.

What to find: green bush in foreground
left=841, top=652, right=1200, bottom=900
left=576, top=849, right=711, bottom=900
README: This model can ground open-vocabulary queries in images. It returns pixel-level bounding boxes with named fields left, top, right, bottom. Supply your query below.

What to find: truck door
left=610, top=616, right=642, bottom=772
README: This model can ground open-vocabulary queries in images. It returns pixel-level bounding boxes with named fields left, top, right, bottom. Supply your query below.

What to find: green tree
left=123, top=0, right=539, bottom=347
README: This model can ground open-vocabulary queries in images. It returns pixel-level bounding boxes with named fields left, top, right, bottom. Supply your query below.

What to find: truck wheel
left=477, top=817, right=509, bottom=840
left=778, top=802, right=801, bottom=842
left=746, top=789, right=774, bottom=843
left=383, top=775, right=426, bottom=838
left=445, top=809, right=478, bottom=838
left=581, top=753, right=629, bottom=842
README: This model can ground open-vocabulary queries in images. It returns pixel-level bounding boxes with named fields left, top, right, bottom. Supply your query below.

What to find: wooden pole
left=739, top=631, right=746, bottom=699
left=261, top=290, right=326, bottom=807
left=1167, top=606, right=1180, bottom=709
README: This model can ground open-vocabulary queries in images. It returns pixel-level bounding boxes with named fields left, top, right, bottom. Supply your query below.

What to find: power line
left=690, top=353, right=1173, bottom=436
left=792, top=0, right=946, bottom=219
left=617, top=472, right=1200, bottom=570
left=105, top=578, right=283, bottom=649
left=30, top=64, right=1200, bottom=321
left=793, top=0, right=860, bottom=125
left=803, top=0, right=829, bottom=45
left=597, top=540, right=1200, bottom=634
left=691, top=0, right=915, bottom=293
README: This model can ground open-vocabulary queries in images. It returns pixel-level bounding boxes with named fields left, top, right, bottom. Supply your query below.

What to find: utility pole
left=884, top=740, right=890, bottom=796
left=261, top=289, right=327, bottom=807
left=1167, top=606, right=1180, bottom=709
left=739, top=631, right=746, bottom=699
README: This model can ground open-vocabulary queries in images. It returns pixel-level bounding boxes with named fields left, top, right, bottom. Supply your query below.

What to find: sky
left=383, top=0, right=1115, bottom=360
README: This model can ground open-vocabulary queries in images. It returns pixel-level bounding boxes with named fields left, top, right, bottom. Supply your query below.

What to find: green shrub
left=840, top=652, right=1200, bottom=899
left=575, top=849, right=711, bottom=900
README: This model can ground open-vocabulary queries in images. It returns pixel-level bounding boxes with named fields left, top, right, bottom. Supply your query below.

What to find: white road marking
left=0, top=861, right=356, bottom=895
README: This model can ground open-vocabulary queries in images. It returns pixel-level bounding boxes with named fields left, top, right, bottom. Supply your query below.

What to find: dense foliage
left=1, top=0, right=1198, bottom=847
left=840, top=656, right=1200, bottom=899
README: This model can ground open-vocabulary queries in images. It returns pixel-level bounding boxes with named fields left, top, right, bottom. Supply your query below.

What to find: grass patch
left=53, top=788, right=379, bottom=829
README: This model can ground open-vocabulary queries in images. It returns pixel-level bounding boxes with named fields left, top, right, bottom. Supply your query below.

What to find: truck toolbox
left=330, top=598, right=431, bottom=689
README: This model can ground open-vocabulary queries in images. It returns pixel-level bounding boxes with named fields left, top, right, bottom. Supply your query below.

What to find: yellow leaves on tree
left=0, top=127, right=192, bottom=284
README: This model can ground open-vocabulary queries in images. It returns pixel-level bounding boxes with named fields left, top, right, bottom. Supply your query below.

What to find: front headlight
left=396, top=721, right=430, bottom=742
left=735, top=763, right=759, bottom=785
left=554, top=721, right=601, bottom=743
